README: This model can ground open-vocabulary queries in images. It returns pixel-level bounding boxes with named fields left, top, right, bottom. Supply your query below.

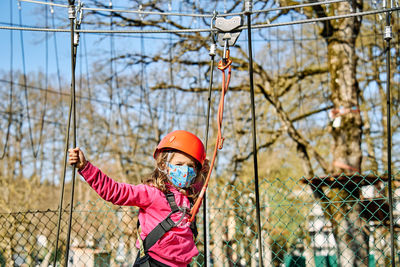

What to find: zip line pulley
left=214, top=16, right=243, bottom=62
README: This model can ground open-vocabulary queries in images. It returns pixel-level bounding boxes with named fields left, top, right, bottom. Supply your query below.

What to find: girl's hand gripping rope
left=189, top=51, right=232, bottom=222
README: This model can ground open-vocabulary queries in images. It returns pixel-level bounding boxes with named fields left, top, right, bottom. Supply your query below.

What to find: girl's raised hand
left=68, top=147, right=87, bottom=170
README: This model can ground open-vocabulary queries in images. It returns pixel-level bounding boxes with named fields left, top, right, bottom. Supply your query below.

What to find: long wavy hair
left=142, top=150, right=206, bottom=203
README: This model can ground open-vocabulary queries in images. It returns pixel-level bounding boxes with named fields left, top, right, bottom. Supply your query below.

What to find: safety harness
left=135, top=191, right=197, bottom=267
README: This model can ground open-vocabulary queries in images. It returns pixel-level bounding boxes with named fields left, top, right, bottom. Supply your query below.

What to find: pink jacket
left=79, top=162, right=198, bottom=267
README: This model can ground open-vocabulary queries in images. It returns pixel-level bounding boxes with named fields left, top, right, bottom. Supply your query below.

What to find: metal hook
left=210, top=10, right=218, bottom=36
left=76, top=0, right=84, bottom=26
left=211, top=10, right=218, bottom=27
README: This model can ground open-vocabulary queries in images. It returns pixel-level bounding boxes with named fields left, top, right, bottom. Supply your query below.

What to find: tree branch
left=257, top=83, right=330, bottom=173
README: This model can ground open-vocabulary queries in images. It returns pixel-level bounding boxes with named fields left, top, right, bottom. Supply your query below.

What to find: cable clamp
left=384, top=25, right=393, bottom=41
left=245, top=0, right=253, bottom=14
left=209, top=43, right=216, bottom=57
left=68, top=5, right=75, bottom=20
left=138, top=5, right=144, bottom=21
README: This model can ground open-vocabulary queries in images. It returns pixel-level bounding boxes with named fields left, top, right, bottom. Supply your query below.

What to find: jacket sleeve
left=78, top=161, right=154, bottom=207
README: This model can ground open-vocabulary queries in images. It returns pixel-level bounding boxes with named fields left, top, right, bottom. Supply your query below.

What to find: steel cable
left=0, top=0, right=14, bottom=160
left=384, top=3, right=395, bottom=266
left=202, top=36, right=216, bottom=267
left=19, top=0, right=347, bottom=17
left=64, top=1, right=78, bottom=265
left=51, top=0, right=64, bottom=118
left=18, top=4, right=41, bottom=159
left=53, top=1, right=78, bottom=266
left=245, top=2, right=264, bottom=266
left=2, top=7, right=400, bottom=34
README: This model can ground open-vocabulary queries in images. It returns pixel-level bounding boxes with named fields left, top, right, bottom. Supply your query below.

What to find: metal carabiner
left=218, top=49, right=232, bottom=70
left=210, top=10, right=218, bottom=31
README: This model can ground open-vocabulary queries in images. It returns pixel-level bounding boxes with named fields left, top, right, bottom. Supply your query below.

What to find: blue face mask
left=167, top=163, right=197, bottom=188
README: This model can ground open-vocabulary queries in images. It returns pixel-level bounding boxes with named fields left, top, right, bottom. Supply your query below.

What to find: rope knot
left=218, top=49, right=232, bottom=71
left=218, top=59, right=232, bottom=71
left=218, top=137, right=225, bottom=149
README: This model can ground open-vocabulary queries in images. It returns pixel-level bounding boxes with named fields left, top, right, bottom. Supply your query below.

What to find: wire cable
left=64, top=1, right=78, bottom=265
left=20, top=0, right=212, bottom=17
left=83, top=6, right=212, bottom=17
left=245, top=1, right=263, bottom=266
left=250, top=7, right=400, bottom=29
left=20, top=0, right=67, bottom=8
left=109, top=0, right=126, bottom=151
left=0, top=109, right=160, bottom=140
left=53, top=2, right=80, bottom=263
left=252, top=0, right=346, bottom=14
left=203, top=34, right=216, bottom=267
left=98, top=0, right=114, bottom=155
left=0, top=0, right=14, bottom=160
left=0, top=79, right=209, bottom=118
left=53, top=48, right=74, bottom=267
left=2, top=7, right=400, bottom=34
left=38, top=0, right=50, bottom=176
left=19, top=0, right=347, bottom=17
left=51, top=0, right=64, bottom=117
left=18, top=1, right=42, bottom=159
left=384, top=2, right=395, bottom=266
left=52, top=86, right=73, bottom=267
left=131, top=28, right=145, bottom=158
left=4, top=21, right=355, bottom=41
left=54, top=1, right=79, bottom=266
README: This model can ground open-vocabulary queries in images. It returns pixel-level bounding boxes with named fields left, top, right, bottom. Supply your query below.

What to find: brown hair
left=142, top=150, right=206, bottom=203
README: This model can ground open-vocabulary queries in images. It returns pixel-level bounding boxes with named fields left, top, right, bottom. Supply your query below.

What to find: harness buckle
left=160, top=217, right=175, bottom=231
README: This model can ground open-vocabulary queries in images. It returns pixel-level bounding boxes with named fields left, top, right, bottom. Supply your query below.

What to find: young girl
left=68, top=130, right=209, bottom=267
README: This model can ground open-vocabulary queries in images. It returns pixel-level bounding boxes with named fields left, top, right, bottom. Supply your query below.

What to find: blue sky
left=0, top=1, right=145, bottom=79
left=0, top=0, right=76, bottom=78
left=0, top=0, right=212, bottom=81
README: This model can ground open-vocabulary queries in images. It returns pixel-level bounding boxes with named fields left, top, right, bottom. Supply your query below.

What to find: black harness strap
left=165, top=192, right=179, bottom=212
left=143, top=192, right=180, bottom=251
left=135, top=191, right=197, bottom=267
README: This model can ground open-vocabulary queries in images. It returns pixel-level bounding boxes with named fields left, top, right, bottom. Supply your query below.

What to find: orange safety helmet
left=153, top=130, right=206, bottom=166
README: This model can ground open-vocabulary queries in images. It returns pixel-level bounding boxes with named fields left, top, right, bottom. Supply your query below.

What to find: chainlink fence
left=1, top=172, right=399, bottom=267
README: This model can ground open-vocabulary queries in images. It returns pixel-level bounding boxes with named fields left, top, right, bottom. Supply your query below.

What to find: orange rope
left=190, top=50, right=232, bottom=222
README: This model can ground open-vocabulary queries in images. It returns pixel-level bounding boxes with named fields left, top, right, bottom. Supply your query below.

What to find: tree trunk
left=325, top=1, right=367, bottom=266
